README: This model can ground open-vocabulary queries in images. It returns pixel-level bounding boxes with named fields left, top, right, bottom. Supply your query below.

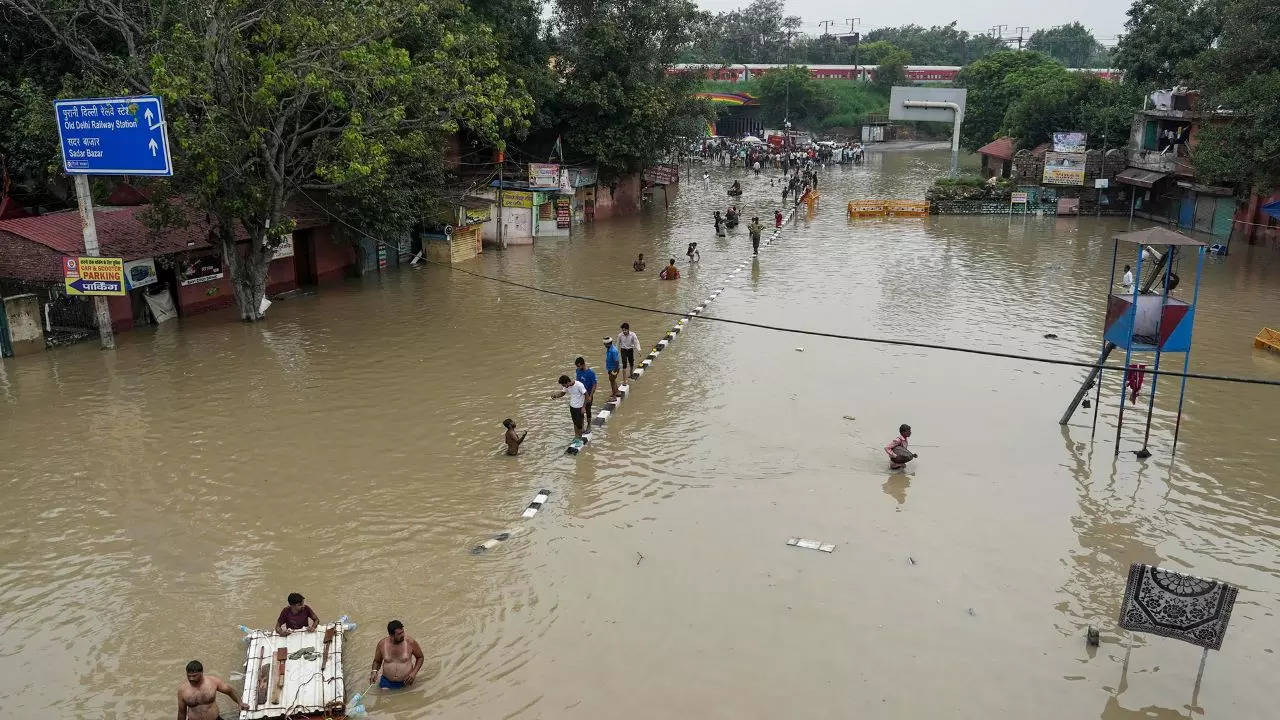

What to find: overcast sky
left=693, top=1, right=1129, bottom=46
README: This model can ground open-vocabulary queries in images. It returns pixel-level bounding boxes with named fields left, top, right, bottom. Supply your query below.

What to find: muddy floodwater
left=3, top=148, right=1280, bottom=719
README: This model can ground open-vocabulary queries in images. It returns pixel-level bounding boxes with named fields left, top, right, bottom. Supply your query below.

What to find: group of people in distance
left=176, top=594, right=425, bottom=720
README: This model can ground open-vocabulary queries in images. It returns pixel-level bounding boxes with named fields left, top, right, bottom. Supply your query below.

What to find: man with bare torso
left=177, top=660, right=247, bottom=720
left=370, top=620, right=424, bottom=689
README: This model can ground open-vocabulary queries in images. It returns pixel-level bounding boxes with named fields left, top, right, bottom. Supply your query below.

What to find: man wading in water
left=177, top=660, right=247, bottom=720
left=370, top=620, right=424, bottom=689
left=747, top=216, right=763, bottom=255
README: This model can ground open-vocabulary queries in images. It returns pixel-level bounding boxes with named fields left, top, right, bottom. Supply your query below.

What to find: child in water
left=885, top=424, right=917, bottom=470
left=686, top=242, right=700, bottom=262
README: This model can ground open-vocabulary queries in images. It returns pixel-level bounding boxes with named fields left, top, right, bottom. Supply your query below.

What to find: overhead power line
left=296, top=194, right=1280, bottom=390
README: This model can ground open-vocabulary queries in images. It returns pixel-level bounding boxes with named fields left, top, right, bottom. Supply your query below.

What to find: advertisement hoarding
left=1052, top=132, right=1088, bottom=153
left=1043, top=152, right=1086, bottom=186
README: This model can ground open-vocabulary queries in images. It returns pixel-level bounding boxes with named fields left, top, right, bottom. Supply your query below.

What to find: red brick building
left=0, top=204, right=354, bottom=341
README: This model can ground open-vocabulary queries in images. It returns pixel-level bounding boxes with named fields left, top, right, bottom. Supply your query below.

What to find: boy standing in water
left=885, top=424, right=917, bottom=470
left=617, top=323, right=639, bottom=374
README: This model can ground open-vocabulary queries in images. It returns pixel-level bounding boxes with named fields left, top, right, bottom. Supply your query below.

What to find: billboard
left=888, top=87, right=967, bottom=123
left=1043, top=152, right=1086, bottom=185
left=528, top=163, right=560, bottom=188
left=123, top=257, right=158, bottom=290
left=643, top=163, right=680, bottom=185
left=179, top=254, right=224, bottom=286
left=568, top=167, right=598, bottom=187
left=1052, top=132, right=1087, bottom=153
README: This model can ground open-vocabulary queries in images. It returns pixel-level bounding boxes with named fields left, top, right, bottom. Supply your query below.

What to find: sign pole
left=73, top=174, right=115, bottom=349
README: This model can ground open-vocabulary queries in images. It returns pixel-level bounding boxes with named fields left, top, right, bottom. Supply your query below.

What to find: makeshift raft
left=240, top=623, right=346, bottom=719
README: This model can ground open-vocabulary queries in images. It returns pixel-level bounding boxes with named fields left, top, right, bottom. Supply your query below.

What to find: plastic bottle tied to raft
left=238, top=625, right=253, bottom=643
left=338, top=614, right=357, bottom=632
left=349, top=703, right=367, bottom=716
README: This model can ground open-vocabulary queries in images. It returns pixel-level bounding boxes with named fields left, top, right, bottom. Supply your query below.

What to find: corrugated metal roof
left=0, top=205, right=214, bottom=260
left=0, top=203, right=331, bottom=283
left=1115, top=167, right=1169, bottom=188
left=1114, top=226, right=1206, bottom=246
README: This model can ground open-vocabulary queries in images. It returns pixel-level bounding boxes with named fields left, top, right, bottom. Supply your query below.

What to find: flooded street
left=3, top=148, right=1279, bottom=719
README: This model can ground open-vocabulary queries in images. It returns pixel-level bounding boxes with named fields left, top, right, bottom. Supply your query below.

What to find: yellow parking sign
left=63, top=256, right=126, bottom=295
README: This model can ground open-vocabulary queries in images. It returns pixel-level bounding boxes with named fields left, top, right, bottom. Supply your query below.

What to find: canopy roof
left=1114, top=226, right=1206, bottom=246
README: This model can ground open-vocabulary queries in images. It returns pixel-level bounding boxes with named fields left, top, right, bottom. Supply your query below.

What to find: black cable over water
left=298, top=192, right=1280, bottom=389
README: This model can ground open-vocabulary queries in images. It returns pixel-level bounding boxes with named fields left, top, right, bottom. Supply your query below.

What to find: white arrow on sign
left=144, top=107, right=154, bottom=126
left=148, top=138, right=158, bottom=156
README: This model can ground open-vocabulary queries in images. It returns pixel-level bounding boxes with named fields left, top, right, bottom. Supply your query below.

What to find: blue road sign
left=54, top=96, right=173, bottom=176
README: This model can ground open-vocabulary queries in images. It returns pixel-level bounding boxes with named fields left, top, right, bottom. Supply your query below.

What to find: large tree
left=754, top=66, right=833, bottom=126
left=1191, top=0, right=1280, bottom=188
left=1112, top=0, right=1223, bottom=84
left=6, top=0, right=531, bottom=320
left=1025, top=23, right=1107, bottom=69
left=1000, top=69, right=1141, bottom=149
left=864, top=23, right=1004, bottom=66
left=955, top=51, right=1062, bottom=150
left=871, top=48, right=911, bottom=95
left=685, top=0, right=801, bottom=64
left=549, top=0, right=714, bottom=178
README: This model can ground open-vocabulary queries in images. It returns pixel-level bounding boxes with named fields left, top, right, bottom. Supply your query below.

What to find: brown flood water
left=2, top=148, right=1279, bottom=719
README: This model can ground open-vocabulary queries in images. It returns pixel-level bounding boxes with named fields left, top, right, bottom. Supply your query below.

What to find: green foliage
left=862, top=23, right=1006, bottom=66
left=699, top=74, right=886, bottom=132
left=548, top=0, right=713, bottom=179
left=968, top=56, right=1142, bottom=151
left=10, top=0, right=532, bottom=320
left=927, top=173, right=1014, bottom=202
left=1113, top=0, right=1223, bottom=84
left=871, top=47, right=911, bottom=95
left=683, top=15, right=1004, bottom=66
left=754, top=66, right=833, bottom=126
left=998, top=65, right=1080, bottom=147
left=956, top=51, right=1063, bottom=151
left=1025, top=23, right=1110, bottom=69
left=1191, top=0, right=1280, bottom=188
left=684, top=0, right=801, bottom=64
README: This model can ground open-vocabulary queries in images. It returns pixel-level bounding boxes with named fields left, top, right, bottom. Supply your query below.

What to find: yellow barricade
left=885, top=201, right=929, bottom=217
left=848, top=200, right=928, bottom=218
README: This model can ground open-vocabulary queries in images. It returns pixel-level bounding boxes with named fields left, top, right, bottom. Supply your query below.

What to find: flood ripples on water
left=2, top=147, right=1279, bottom=718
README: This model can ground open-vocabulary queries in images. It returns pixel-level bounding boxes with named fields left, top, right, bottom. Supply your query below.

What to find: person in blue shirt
left=603, top=337, right=622, bottom=398
left=574, top=356, right=597, bottom=425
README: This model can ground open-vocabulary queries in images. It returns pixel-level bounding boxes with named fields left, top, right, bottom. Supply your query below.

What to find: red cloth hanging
left=1127, top=363, right=1147, bottom=402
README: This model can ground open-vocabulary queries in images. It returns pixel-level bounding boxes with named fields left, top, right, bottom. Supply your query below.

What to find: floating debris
left=787, top=537, right=835, bottom=553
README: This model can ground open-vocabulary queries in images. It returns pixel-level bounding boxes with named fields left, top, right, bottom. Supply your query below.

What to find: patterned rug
left=1118, top=563, right=1238, bottom=651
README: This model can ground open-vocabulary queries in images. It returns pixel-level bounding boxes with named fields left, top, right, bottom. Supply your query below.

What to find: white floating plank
left=787, top=537, right=836, bottom=553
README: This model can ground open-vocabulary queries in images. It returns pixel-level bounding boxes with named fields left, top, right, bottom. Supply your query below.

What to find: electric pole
left=818, top=19, right=835, bottom=34
left=845, top=18, right=861, bottom=81
left=1015, top=26, right=1030, bottom=50
left=991, top=24, right=1007, bottom=41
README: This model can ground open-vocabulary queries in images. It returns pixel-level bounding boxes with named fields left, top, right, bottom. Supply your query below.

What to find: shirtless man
left=370, top=620, right=424, bottom=689
left=502, top=418, right=528, bottom=456
left=177, top=660, right=247, bottom=720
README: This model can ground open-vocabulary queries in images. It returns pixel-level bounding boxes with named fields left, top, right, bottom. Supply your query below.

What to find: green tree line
left=681, top=4, right=1112, bottom=69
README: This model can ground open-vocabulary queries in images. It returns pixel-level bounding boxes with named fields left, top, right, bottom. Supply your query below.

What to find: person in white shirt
left=551, top=375, right=588, bottom=437
left=1122, top=264, right=1134, bottom=291
left=617, top=323, right=640, bottom=374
